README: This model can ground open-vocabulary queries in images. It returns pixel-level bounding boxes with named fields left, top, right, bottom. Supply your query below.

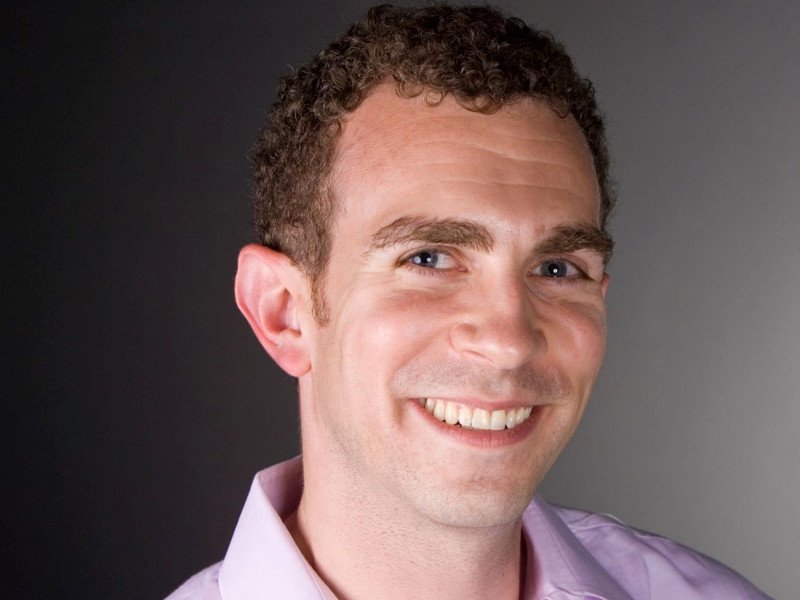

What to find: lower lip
left=408, top=400, right=542, bottom=449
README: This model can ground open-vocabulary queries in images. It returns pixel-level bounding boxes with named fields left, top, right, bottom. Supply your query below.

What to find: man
left=168, top=5, right=769, bottom=599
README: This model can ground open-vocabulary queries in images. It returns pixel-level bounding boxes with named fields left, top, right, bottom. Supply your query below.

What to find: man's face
left=299, top=86, right=609, bottom=529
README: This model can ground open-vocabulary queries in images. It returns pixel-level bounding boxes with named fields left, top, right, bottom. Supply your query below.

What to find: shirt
left=166, top=457, right=770, bottom=599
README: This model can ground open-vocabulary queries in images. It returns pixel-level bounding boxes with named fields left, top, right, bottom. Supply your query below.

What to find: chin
left=405, top=470, right=541, bottom=530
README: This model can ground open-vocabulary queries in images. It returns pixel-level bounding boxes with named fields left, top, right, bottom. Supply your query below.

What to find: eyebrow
left=537, top=225, right=615, bottom=265
left=368, top=216, right=495, bottom=253
left=366, top=216, right=614, bottom=265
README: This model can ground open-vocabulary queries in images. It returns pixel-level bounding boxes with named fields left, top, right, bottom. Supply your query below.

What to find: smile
left=417, top=398, right=533, bottom=431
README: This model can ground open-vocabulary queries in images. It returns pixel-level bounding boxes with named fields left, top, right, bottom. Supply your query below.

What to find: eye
left=534, top=259, right=583, bottom=279
left=403, top=249, right=459, bottom=271
left=410, top=250, right=441, bottom=267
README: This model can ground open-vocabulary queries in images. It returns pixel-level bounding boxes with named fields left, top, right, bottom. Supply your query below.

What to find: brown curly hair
left=251, top=3, right=614, bottom=322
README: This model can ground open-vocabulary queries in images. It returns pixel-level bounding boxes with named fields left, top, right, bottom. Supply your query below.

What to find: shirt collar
left=218, top=456, right=631, bottom=600
left=524, top=497, right=633, bottom=600
left=218, top=457, right=335, bottom=600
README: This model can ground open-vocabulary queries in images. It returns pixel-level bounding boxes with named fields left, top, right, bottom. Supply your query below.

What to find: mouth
left=416, top=398, right=534, bottom=431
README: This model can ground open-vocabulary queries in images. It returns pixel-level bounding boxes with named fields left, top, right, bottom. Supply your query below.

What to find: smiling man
left=167, top=5, right=769, bottom=599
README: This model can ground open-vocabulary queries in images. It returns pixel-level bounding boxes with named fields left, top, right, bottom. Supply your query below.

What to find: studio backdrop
left=6, top=2, right=798, bottom=598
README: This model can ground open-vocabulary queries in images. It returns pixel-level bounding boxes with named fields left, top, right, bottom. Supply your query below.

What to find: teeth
left=458, top=404, right=472, bottom=427
left=472, top=408, right=490, bottom=430
left=444, top=402, right=459, bottom=425
left=422, top=399, right=534, bottom=431
left=433, top=400, right=446, bottom=421
left=490, top=410, right=506, bottom=431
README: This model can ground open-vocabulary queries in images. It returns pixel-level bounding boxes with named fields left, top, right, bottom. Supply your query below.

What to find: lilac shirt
left=166, top=457, right=770, bottom=599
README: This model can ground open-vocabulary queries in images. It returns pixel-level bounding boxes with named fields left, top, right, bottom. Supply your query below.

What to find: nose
left=449, top=278, right=545, bottom=371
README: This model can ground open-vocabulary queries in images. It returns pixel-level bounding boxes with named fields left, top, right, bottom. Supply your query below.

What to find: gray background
left=5, top=1, right=797, bottom=599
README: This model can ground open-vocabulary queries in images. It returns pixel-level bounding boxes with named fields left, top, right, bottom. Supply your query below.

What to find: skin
left=236, top=85, right=610, bottom=600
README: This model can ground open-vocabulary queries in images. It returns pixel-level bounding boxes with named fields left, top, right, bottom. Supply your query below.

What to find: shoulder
left=163, top=562, right=223, bottom=600
left=551, top=505, right=771, bottom=599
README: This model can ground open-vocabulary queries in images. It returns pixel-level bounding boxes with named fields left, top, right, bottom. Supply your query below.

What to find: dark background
left=5, top=2, right=798, bottom=599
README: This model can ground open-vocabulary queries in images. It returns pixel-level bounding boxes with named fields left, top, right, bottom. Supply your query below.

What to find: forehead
left=329, top=84, right=600, bottom=231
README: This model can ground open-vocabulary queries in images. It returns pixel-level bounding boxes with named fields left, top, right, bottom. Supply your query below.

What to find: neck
left=287, top=452, right=526, bottom=600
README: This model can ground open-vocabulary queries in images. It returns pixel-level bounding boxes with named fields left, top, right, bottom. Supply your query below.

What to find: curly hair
left=251, top=3, right=614, bottom=323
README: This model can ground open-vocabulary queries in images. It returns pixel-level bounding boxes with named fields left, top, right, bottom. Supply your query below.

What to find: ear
left=600, top=272, right=611, bottom=300
left=235, top=244, right=311, bottom=377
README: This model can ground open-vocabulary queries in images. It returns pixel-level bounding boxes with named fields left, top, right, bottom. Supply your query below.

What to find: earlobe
left=234, top=244, right=311, bottom=377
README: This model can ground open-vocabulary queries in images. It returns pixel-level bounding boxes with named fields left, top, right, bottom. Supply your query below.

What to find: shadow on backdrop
left=4, top=1, right=797, bottom=598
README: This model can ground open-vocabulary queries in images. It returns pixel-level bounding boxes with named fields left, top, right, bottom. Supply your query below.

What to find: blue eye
left=410, top=250, right=440, bottom=268
left=536, top=260, right=581, bottom=278
left=403, top=249, right=460, bottom=273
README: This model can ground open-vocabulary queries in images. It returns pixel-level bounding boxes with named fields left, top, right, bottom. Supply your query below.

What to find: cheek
left=327, top=289, right=451, bottom=397
left=536, top=304, right=606, bottom=455
left=548, top=299, right=608, bottom=383
left=350, top=291, right=446, bottom=364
